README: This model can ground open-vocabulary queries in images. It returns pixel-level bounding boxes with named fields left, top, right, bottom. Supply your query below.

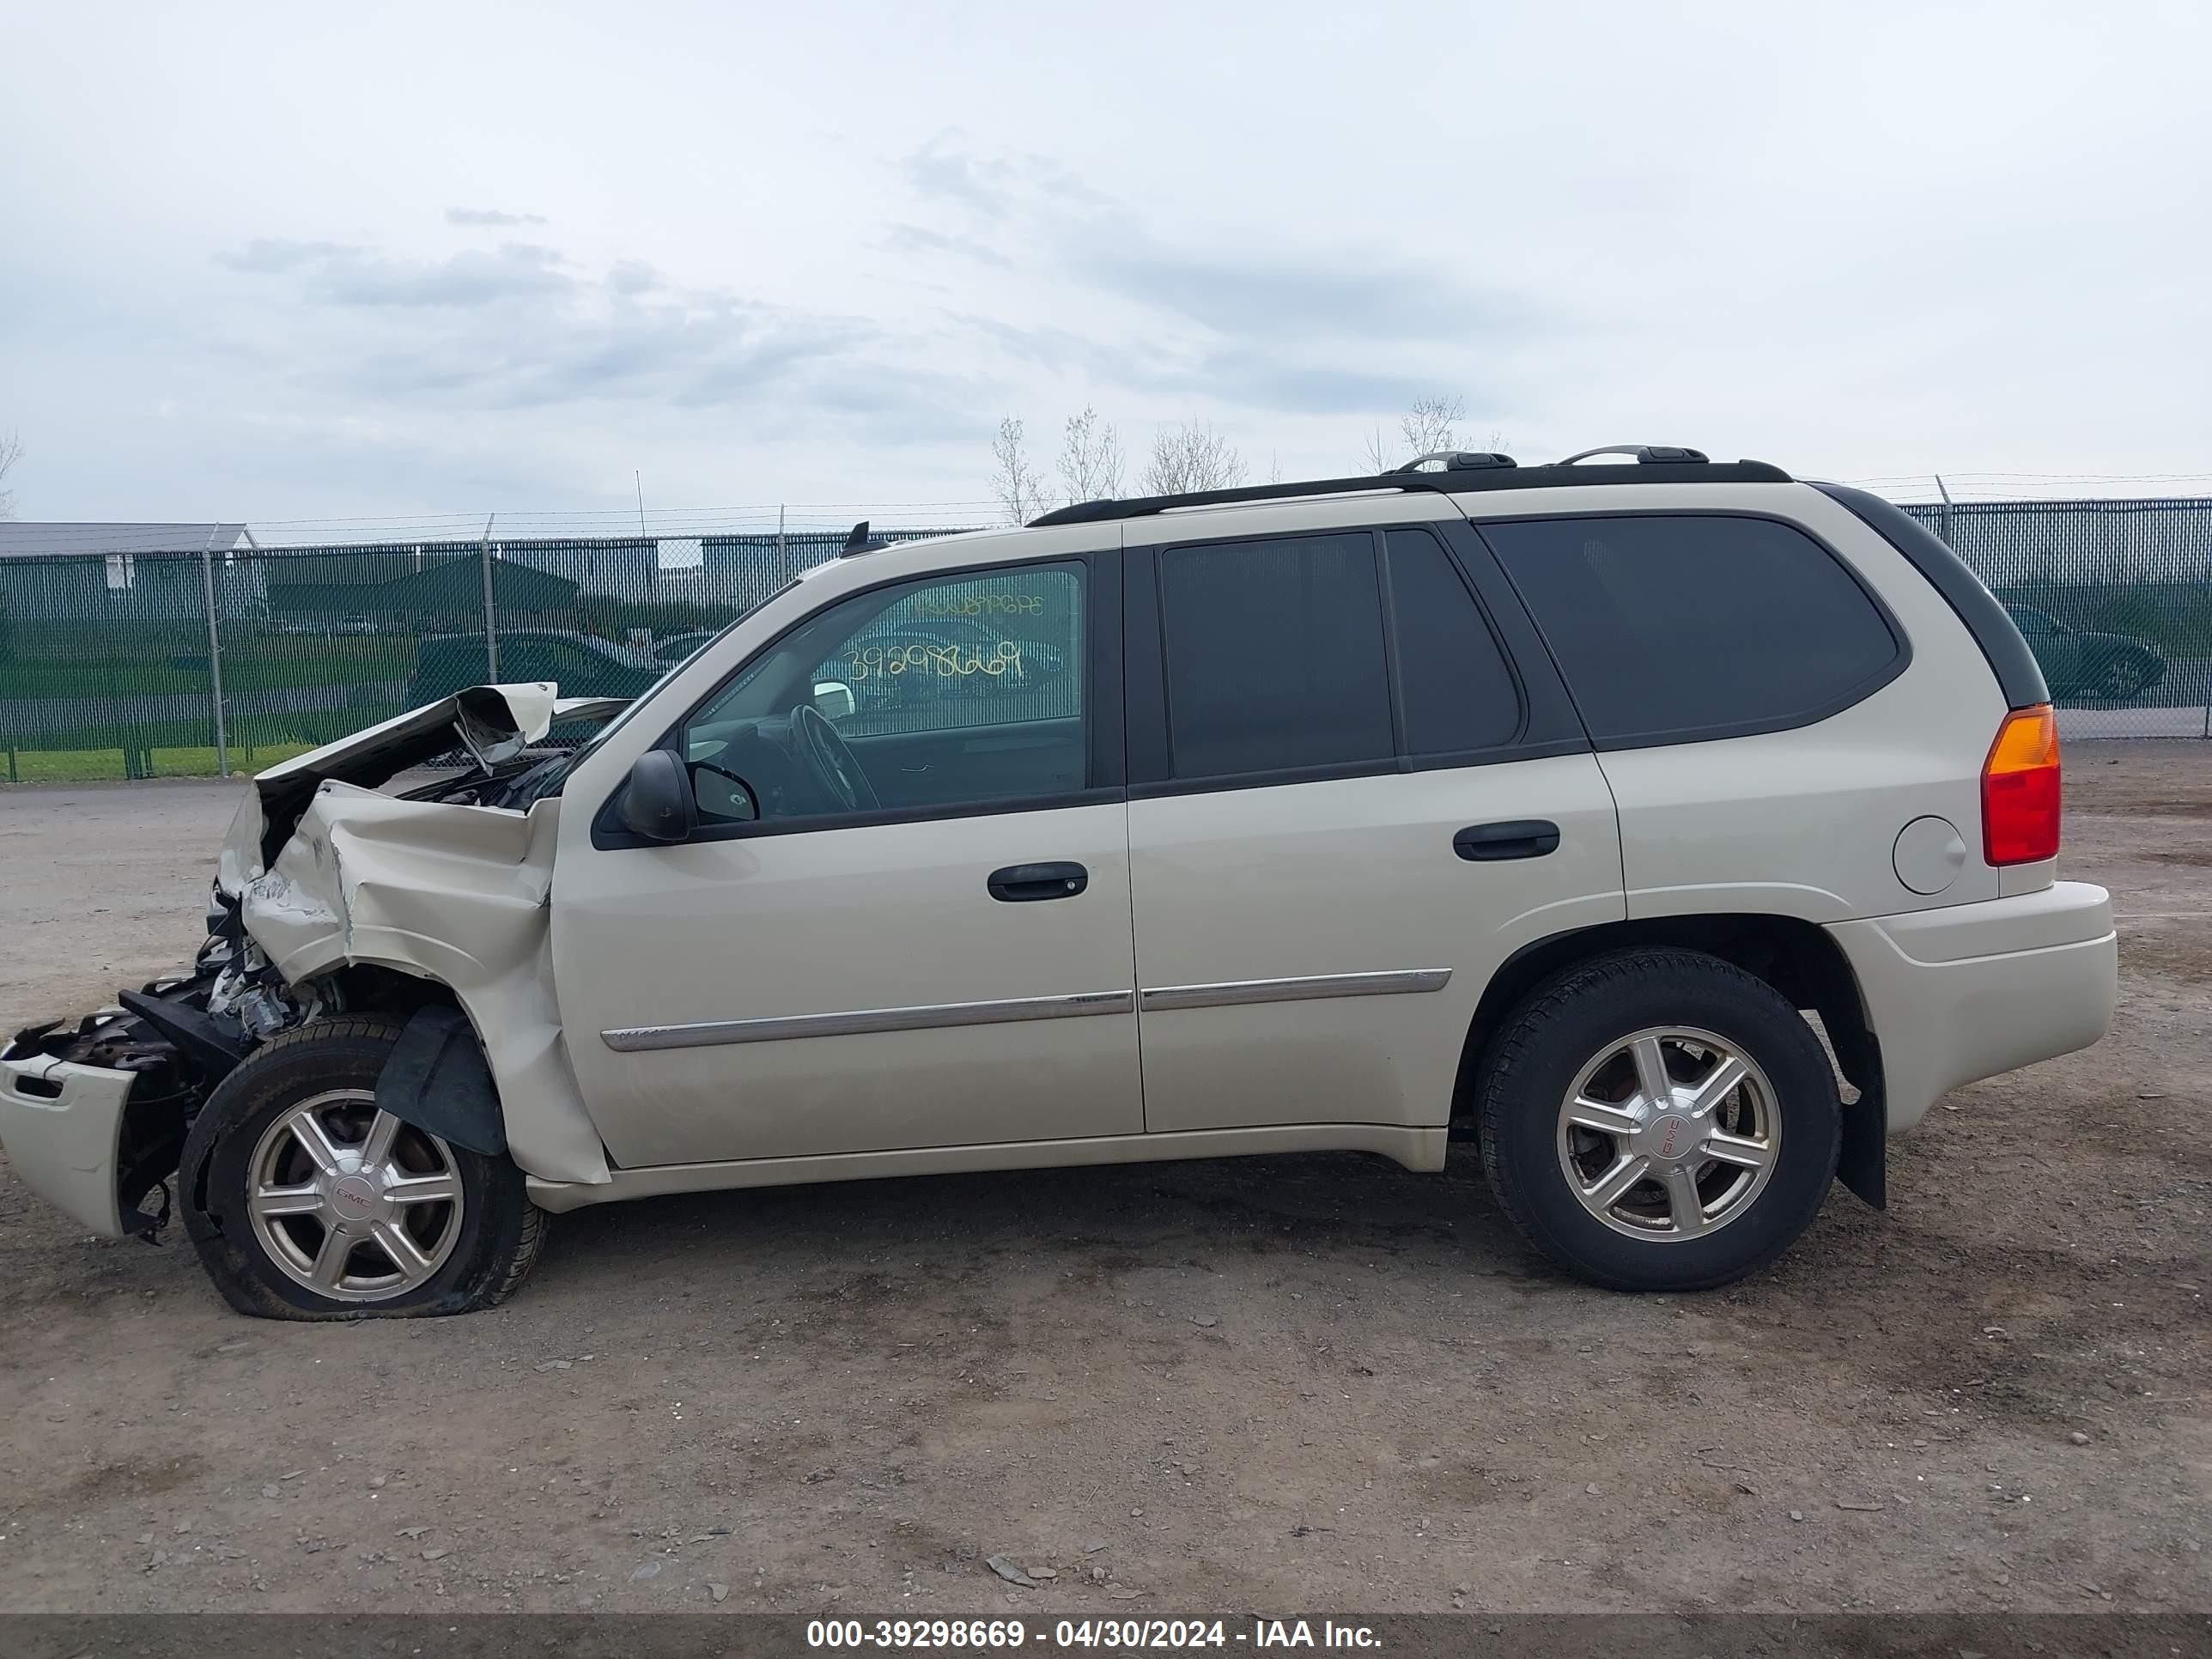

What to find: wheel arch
left=287, top=957, right=609, bottom=1187
left=1455, top=913, right=1887, bottom=1208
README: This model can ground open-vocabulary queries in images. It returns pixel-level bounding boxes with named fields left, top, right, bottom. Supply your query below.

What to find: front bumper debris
left=0, top=1048, right=139, bottom=1237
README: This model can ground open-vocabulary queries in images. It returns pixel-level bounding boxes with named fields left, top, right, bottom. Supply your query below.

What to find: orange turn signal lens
left=1981, top=704, right=2061, bottom=866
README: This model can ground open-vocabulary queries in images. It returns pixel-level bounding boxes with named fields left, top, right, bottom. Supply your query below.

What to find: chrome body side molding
left=601, top=989, right=1135, bottom=1053
left=1137, top=967, right=1452, bottom=1012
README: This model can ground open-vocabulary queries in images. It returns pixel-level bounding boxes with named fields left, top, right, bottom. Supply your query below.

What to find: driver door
left=550, top=553, right=1140, bottom=1170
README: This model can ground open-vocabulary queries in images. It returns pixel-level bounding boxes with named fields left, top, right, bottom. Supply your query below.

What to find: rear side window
left=1159, top=532, right=1392, bottom=777
left=1385, top=530, right=1520, bottom=754
left=1481, top=514, right=1902, bottom=745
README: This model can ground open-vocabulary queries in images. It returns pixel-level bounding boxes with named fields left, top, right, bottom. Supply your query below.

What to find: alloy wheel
left=1554, top=1026, right=1781, bottom=1242
left=245, top=1090, right=464, bottom=1302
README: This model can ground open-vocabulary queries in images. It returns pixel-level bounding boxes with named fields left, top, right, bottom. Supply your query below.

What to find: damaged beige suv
left=1, top=450, right=2119, bottom=1317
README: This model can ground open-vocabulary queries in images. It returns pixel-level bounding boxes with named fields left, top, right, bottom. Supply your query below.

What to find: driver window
left=682, top=561, right=1086, bottom=826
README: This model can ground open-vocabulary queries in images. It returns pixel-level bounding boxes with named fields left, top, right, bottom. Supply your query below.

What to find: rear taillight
left=1981, top=703, right=2061, bottom=865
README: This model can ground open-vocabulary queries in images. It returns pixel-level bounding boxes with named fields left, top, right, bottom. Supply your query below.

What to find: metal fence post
left=1933, top=474, right=1954, bottom=546
left=478, top=514, right=499, bottom=680
left=200, top=528, right=230, bottom=777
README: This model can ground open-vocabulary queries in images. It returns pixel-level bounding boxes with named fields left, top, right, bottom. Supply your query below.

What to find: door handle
left=1454, top=820, right=1561, bottom=861
left=988, top=861, right=1090, bottom=902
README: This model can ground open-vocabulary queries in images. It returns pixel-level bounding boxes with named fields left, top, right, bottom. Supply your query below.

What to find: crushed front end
left=0, top=684, right=623, bottom=1240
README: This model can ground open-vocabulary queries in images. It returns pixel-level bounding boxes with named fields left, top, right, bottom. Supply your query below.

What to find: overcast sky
left=3, top=1, right=2207, bottom=530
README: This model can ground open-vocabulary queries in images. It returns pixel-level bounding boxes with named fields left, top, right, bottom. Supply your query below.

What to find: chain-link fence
left=0, top=527, right=960, bottom=782
left=1, top=497, right=2207, bottom=781
left=1899, top=498, right=2212, bottom=738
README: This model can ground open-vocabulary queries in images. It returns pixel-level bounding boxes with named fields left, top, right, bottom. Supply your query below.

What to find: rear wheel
left=180, top=1015, right=545, bottom=1319
left=1476, top=948, right=1840, bottom=1291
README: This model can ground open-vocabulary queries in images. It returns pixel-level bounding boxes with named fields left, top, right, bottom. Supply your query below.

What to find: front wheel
left=1476, top=948, right=1841, bottom=1291
left=179, top=1015, right=546, bottom=1319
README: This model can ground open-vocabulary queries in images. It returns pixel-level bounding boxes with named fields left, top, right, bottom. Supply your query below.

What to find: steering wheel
left=790, top=702, right=878, bottom=813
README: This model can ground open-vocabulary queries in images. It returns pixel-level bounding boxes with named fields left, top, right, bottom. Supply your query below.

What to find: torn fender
left=218, top=684, right=629, bottom=895
left=242, top=783, right=610, bottom=1186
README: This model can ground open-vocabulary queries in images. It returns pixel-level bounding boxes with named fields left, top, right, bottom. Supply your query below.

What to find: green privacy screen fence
left=2, top=499, right=2208, bottom=782
left=0, top=529, right=945, bottom=781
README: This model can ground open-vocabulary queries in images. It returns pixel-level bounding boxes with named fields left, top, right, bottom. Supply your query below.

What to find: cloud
left=319, top=243, right=574, bottom=309
left=901, top=130, right=1110, bottom=222
left=446, top=206, right=549, bottom=227
left=1083, top=243, right=1511, bottom=346
left=219, top=238, right=574, bottom=308
left=217, top=238, right=362, bottom=274
left=210, top=228, right=965, bottom=438
left=884, top=222, right=1013, bottom=270
left=896, top=134, right=1528, bottom=383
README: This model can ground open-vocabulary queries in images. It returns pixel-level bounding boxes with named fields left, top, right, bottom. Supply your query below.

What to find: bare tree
left=1359, top=395, right=1472, bottom=473
left=1401, top=393, right=1464, bottom=459
left=1360, top=426, right=1391, bottom=475
left=988, top=416, right=1048, bottom=525
left=1055, top=405, right=1124, bottom=504
left=1141, top=420, right=1246, bottom=495
left=0, top=430, right=21, bottom=520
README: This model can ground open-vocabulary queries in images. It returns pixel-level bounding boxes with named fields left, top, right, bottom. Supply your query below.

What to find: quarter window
left=1481, top=514, right=1902, bottom=745
left=1158, top=532, right=1393, bottom=779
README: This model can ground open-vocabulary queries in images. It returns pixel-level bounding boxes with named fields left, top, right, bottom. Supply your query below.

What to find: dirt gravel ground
left=0, top=747, right=2204, bottom=1616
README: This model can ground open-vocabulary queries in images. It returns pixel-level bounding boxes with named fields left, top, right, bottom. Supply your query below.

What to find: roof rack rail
left=1391, top=450, right=1516, bottom=473
left=1026, top=453, right=1791, bottom=529
left=1556, top=444, right=1710, bottom=465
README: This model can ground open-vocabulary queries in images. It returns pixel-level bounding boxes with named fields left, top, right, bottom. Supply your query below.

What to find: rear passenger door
left=1123, top=517, right=1626, bottom=1136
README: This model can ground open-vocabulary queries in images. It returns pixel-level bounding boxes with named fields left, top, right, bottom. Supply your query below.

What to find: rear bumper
left=1826, top=880, right=2117, bottom=1132
left=0, top=1050, right=137, bottom=1237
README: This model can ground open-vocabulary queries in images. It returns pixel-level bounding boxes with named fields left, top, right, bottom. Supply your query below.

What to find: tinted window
left=1158, top=532, right=1392, bottom=778
left=1482, top=515, right=1900, bottom=744
left=683, top=562, right=1085, bottom=825
left=1385, top=530, right=1520, bottom=754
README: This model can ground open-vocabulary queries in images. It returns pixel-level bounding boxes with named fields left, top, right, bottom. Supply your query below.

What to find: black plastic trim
left=118, top=988, right=245, bottom=1085
left=1121, top=543, right=1171, bottom=784
left=1813, top=482, right=2049, bottom=710
left=1468, top=507, right=1914, bottom=753
left=1128, top=758, right=1400, bottom=801
left=1087, top=548, right=1126, bottom=791
left=374, top=1005, right=507, bottom=1158
left=1453, top=819, right=1561, bottom=860
left=1030, top=459, right=1793, bottom=526
left=1427, top=520, right=1588, bottom=753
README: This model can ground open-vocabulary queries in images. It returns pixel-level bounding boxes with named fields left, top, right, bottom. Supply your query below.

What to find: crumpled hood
left=217, top=683, right=628, bottom=895
left=215, top=681, right=622, bottom=1187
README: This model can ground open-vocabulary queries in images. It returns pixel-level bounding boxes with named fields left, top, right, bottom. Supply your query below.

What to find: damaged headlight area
left=1, top=889, right=335, bottom=1237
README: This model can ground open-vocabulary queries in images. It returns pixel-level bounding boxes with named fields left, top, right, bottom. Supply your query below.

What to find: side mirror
left=619, top=750, right=697, bottom=843
left=811, top=680, right=855, bottom=720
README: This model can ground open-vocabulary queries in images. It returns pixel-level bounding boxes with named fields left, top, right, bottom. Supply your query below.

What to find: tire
left=179, top=1015, right=546, bottom=1320
left=1476, top=947, right=1840, bottom=1292
left=2093, top=651, right=2155, bottom=700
